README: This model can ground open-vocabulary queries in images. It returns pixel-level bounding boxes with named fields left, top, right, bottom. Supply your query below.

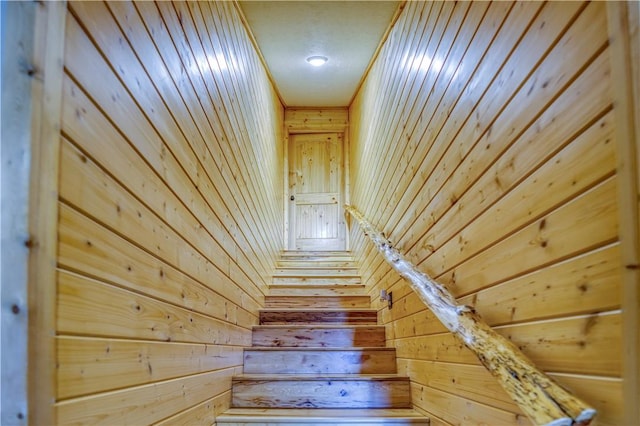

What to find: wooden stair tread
left=275, top=265, right=358, bottom=270
left=276, top=263, right=357, bottom=268
left=274, top=270, right=359, bottom=276
left=253, top=324, right=383, bottom=329
left=279, top=255, right=354, bottom=259
left=273, top=277, right=362, bottom=286
left=246, top=347, right=394, bottom=352
left=268, top=284, right=365, bottom=288
left=217, top=408, right=430, bottom=424
left=234, top=374, right=407, bottom=381
left=219, top=408, right=427, bottom=417
left=260, top=308, right=376, bottom=312
left=280, top=250, right=354, bottom=256
left=275, top=266, right=358, bottom=270
left=268, top=285, right=367, bottom=296
left=269, top=284, right=365, bottom=289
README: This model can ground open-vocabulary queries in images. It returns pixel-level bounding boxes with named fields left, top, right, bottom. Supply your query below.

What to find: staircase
left=217, top=251, right=430, bottom=425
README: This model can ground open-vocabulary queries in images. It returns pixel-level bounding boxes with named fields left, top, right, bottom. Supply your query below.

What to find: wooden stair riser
left=279, top=257, right=356, bottom=263
left=265, top=296, right=371, bottom=309
left=273, top=277, right=361, bottom=286
left=279, top=252, right=355, bottom=261
left=243, top=349, right=397, bottom=374
left=251, top=326, right=386, bottom=348
left=268, top=285, right=366, bottom=296
left=260, top=310, right=378, bottom=325
left=277, top=261, right=357, bottom=269
left=274, top=268, right=358, bottom=276
left=231, top=377, right=412, bottom=409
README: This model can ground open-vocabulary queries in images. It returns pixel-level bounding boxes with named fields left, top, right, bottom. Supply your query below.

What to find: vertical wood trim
left=607, top=2, right=640, bottom=424
left=27, top=1, right=66, bottom=424
left=283, top=129, right=291, bottom=249
left=343, top=120, right=351, bottom=251
left=1, top=2, right=37, bottom=423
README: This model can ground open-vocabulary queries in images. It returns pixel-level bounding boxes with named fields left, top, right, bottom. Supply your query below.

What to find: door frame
left=1, top=2, right=66, bottom=424
left=282, top=108, right=350, bottom=251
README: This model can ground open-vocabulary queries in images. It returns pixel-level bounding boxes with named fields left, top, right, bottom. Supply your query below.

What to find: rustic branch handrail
left=345, top=205, right=596, bottom=426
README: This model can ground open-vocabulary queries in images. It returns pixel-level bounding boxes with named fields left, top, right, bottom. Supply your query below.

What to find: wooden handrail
left=345, top=205, right=596, bottom=426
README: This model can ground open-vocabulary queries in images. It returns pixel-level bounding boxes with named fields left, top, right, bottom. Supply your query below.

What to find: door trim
left=282, top=108, right=350, bottom=251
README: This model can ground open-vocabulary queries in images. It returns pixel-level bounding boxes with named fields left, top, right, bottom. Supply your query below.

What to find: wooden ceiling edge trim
left=232, top=0, right=287, bottom=108
left=348, top=0, right=407, bottom=108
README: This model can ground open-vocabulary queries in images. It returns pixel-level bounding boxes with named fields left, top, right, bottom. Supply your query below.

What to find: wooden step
left=279, top=256, right=355, bottom=263
left=280, top=250, right=354, bottom=259
left=260, top=309, right=378, bottom=325
left=231, top=375, right=412, bottom=409
left=273, top=276, right=361, bottom=286
left=217, top=408, right=430, bottom=425
left=277, top=260, right=357, bottom=269
left=252, top=325, right=386, bottom=348
left=268, top=284, right=366, bottom=296
left=265, top=295, right=371, bottom=309
left=274, top=268, right=358, bottom=276
left=243, top=348, right=397, bottom=374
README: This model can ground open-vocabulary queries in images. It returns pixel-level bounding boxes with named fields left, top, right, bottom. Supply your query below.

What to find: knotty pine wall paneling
left=55, top=1, right=283, bottom=423
left=349, top=2, right=624, bottom=424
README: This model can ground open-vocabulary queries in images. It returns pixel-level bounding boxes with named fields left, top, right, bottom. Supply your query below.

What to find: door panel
left=289, top=133, right=345, bottom=250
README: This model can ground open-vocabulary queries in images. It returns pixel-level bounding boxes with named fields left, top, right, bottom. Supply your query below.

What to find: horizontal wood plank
left=56, top=368, right=240, bottom=425
left=154, top=391, right=229, bottom=426
left=57, top=201, right=253, bottom=325
left=57, top=337, right=243, bottom=399
left=388, top=245, right=621, bottom=337
left=393, top=312, right=622, bottom=377
left=58, top=269, right=251, bottom=346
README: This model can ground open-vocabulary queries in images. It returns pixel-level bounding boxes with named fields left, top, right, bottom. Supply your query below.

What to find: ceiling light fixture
left=306, top=55, right=328, bottom=67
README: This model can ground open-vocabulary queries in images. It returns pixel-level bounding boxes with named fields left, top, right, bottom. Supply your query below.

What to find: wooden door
left=288, top=133, right=345, bottom=250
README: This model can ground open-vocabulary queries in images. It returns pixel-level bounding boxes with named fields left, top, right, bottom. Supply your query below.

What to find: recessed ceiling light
left=306, top=55, right=328, bottom=67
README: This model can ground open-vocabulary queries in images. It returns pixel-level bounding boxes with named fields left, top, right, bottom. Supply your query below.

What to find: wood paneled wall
left=55, top=1, right=283, bottom=423
left=348, top=2, right=624, bottom=424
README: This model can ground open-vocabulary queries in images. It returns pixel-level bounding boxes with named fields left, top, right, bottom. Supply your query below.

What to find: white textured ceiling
left=239, top=1, right=400, bottom=107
